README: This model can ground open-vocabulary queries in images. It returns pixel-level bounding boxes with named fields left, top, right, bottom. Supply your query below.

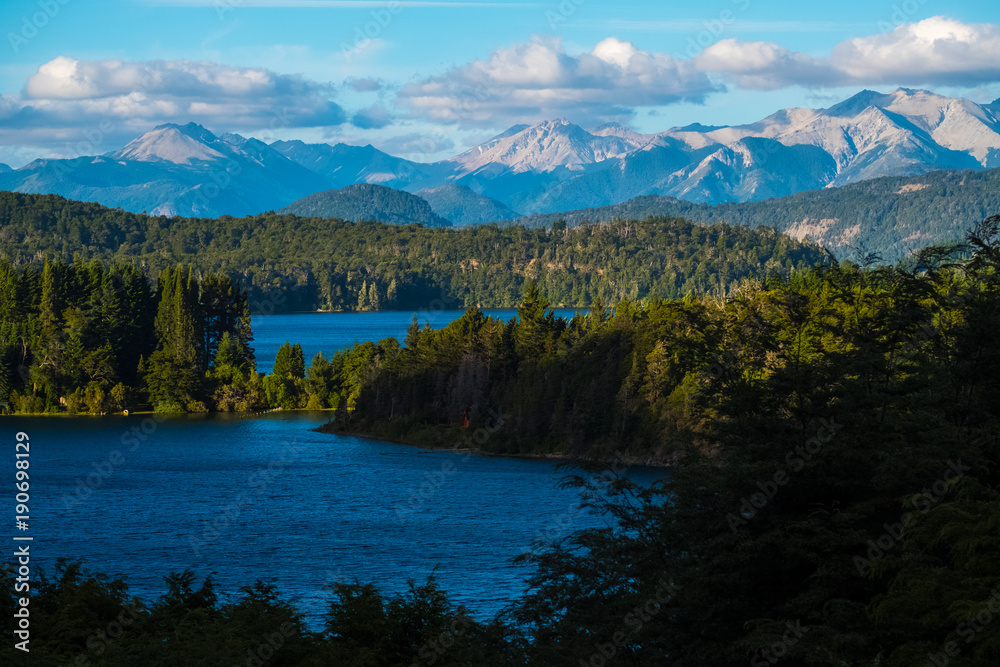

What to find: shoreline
left=313, top=422, right=674, bottom=470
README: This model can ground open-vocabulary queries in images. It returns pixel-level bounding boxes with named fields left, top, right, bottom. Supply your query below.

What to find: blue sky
left=1, top=0, right=999, bottom=166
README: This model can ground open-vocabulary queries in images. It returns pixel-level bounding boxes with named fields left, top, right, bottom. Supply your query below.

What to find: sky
left=0, top=0, right=999, bottom=167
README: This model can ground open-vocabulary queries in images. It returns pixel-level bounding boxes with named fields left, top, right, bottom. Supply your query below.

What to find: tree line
left=0, top=256, right=411, bottom=415
left=0, top=259, right=256, bottom=413
left=0, top=190, right=827, bottom=312
left=309, top=217, right=1000, bottom=665
left=3, top=217, right=1000, bottom=664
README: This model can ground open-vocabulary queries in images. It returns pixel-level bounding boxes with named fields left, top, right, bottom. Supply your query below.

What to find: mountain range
left=1, top=88, right=999, bottom=225
left=509, top=166, right=1000, bottom=263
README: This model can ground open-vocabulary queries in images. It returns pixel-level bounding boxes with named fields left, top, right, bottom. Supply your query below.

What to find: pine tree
left=516, top=279, right=553, bottom=358
left=273, top=341, right=294, bottom=378
left=290, top=343, right=305, bottom=379
left=357, top=280, right=369, bottom=310
left=387, top=278, right=398, bottom=305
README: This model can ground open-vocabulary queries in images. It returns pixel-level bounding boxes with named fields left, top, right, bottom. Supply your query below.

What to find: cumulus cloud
left=695, top=40, right=837, bottom=90
left=345, top=77, right=384, bottom=93
left=833, top=17, right=1000, bottom=84
left=397, top=36, right=719, bottom=128
left=697, top=17, right=1000, bottom=89
left=0, top=56, right=348, bottom=159
left=351, top=105, right=393, bottom=129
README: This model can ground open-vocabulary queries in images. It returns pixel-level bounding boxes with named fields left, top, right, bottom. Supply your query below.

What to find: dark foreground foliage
left=4, top=214, right=1000, bottom=665
left=329, top=218, right=1000, bottom=665
left=0, top=560, right=520, bottom=666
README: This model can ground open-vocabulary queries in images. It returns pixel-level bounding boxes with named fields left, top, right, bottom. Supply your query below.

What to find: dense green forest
left=326, top=216, right=1000, bottom=664
left=0, top=191, right=827, bottom=312
left=277, top=183, right=452, bottom=227
left=0, top=259, right=258, bottom=413
left=415, top=183, right=521, bottom=225
left=5, top=218, right=1000, bottom=665
left=0, top=255, right=410, bottom=414
left=511, top=167, right=1000, bottom=262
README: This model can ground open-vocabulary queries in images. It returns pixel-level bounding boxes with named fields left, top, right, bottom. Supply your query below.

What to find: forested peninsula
left=0, top=191, right=825, bottom=311
left=0, top=190, right=826, bottom=415
left=319, top=218, right=1000, bottom=466
left=4, top=218, right=1000, bottom=666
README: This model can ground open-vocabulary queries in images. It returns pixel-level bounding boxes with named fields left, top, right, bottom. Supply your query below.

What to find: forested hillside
left=0, top=191, right=827, bottom=312
left=512, top=167, right=1000, bottom=262
left=277, top=183, right=452, bottom=227
left=415, top=183, right=521, bottom=225
left=0, top=260, right=252, bottom=414
left=307, top=218, right=1000, bottom=665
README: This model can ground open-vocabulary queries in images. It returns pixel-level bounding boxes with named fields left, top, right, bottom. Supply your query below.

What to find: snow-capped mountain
left=659, top=88, right=997, bottom=185
left=111, top=122, right=234, bottom=164
left=0, top=123, right=331, bottom=217
left=447, top=118, right=646, bottom=177
left=269, top=140, right=445, bottom=190
left=3, top=88, right=1000, bottom=220
left=449, top=87, right=1000, bottom=212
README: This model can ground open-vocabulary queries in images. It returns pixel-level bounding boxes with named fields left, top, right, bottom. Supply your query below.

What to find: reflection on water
left=14, top=410, right=663, bottom=625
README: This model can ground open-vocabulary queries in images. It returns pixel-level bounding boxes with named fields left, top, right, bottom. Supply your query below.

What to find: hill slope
left=0, top=191, right=828, bottom=311
left=510, top=167, right=1000, bottom=262
left=277, top=183, right=452, bottom=227
left=416, top=184, right=520, bottom=225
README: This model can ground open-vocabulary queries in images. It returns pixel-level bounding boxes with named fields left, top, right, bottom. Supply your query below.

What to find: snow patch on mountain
left=112, top=123, right=230, bottom=164
left=448, top=119, right=640, bottom=176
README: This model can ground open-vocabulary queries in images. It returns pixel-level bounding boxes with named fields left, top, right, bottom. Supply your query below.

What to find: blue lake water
left=10, top=310, right=659, bottom=627
left=251, top=309, right=585, bottom=374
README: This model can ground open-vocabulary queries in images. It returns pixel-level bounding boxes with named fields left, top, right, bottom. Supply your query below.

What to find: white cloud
left=351, top=104, right=393, bottom=129
left=397, top=36, right=719, bottom=128
left=833, top=17, right=1000, bottom=84
left=1, top=56, right=348, bottom=159
left=698, top=17, right=1000, bottom=89
left=695, top=39, right=837, bottom=90
left=23, top=56, right=338, bottom=107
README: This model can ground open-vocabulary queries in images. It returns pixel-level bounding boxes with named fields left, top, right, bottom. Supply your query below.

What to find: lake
left=13, top=311, right=660, bottom=627
left=251, top=308, right=585, bottom=373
